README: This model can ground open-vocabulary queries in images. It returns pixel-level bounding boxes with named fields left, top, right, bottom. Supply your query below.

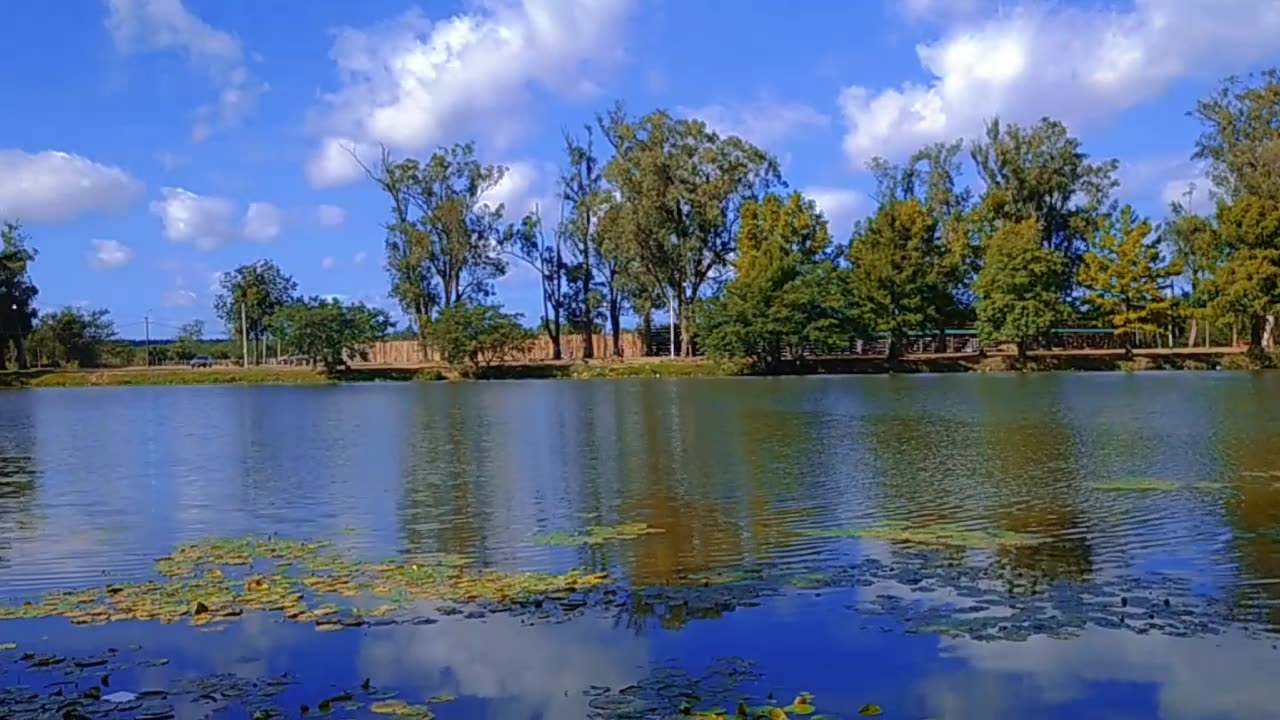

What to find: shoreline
left=0, top=349, right=1256, bottom=389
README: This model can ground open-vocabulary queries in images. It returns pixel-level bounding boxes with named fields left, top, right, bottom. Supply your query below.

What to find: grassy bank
left=0, top=350, right=1256, bottom=389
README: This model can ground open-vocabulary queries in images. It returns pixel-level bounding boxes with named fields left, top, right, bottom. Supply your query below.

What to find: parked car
left=190, top=355, right=213, bottom=368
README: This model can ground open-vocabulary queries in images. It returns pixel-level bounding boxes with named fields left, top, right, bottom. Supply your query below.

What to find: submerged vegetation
left=1090, top=478, right=1230, bottom=492
left=531, top=522, right=666, bottom=546
left=800, top=522, right=1044, bottom=549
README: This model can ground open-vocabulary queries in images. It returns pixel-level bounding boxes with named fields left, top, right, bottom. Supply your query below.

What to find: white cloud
left=150, top=190, right=285, bottom=249
left=1119, top=154, right=1220, bottom=216
left=155, top=150, right=186, bottom=171
left=320, top=256, right=337, bottom=271
left=106, top=0, right=268, bottom=140
left=305, top=0, right=632, bottom=187
left=839, top=0, right=1280, bottom=167
left=353, top=251, right=368, bottom=266
left=677, top=100, right=830, bottom=149
left=162, top=287, right=197, bottom=307
left=804, top=186, right=868, bottom=240
left=242, top=201, right=284, bottom=242
left=88, top=239, right=134, bottom=270
left=480, top=161, right=544, bottom=216
left=895, top=0, right=987, bottom=23
left=0, top=150, right=142, bottom=224
left=316, top=204, right=346, bottom=227
left=150, top=187, right=237, bottom=251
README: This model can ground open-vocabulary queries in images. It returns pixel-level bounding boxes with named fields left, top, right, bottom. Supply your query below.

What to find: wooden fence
left=357, top=332, right=647, bottom=365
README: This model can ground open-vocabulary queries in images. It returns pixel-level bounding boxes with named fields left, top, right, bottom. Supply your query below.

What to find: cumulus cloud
left=88, top=239, right=134, bottom=270
left=0, top=150, right=142, bottom=224
left=1118, top=154, right=1220, bottom=216
left=480, top=161, right=545, bottom=217
left=242, top=202, right=284, bottom=242
left=677, top=100, right=830, bottom=149
left=320, top=256, right=337, bottom=271
left=150, top=188, right=285, bottom=250
left=106, top=0, right=268, bottom=140
left=804, top=186, right=868, bottom=240
left=839, top=0, right=1280, bottom=167
left=305, top=0, right=632, bottom=187
left=316, top=204, right=346, bottom=227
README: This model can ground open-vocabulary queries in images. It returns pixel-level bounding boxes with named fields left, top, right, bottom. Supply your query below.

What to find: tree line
left=1, top=68, right=1277, bottom=374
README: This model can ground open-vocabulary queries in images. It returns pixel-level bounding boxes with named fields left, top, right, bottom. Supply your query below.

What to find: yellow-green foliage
left=531, top=521, right=665, bottom=546
left=1078, top=205, right=1182, bottom=347
left=803, top=521, right=1043, bottom=549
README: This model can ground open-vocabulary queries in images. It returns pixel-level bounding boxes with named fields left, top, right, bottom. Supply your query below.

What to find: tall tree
left=358, top=142, right=509, bottom=338
left=1193, top=68, right=1280, bottom=204
left=975, top=218, right=1066, bottom=361
left=1164, top=194, right=1224, bottom=346
left=846, top=198, right=951, bottom=360
left=596, top=200, right=642, bottom=357
left=1191, top=69, right=1280, bottom=354
left=560, top=126, right=607, bottom=359
left=1206, top=195, right=1280, bottom=354
left=1078, top=205, right=1182, bottom=357
left=506, top=205, right=567, bottom=359
left=970, top=117, right=1119, bottom=300
left=213, top=259, right=298, bottom=364
left=600, top=105, right=782, bottom=355
left=173, top=319, right=206, bottom=360
left=0, top=221, right=38, bottom=370
left=701, top=192, right=847, bottom=371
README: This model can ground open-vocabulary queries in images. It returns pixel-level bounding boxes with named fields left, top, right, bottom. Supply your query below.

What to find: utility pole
left=144, top=315, right=151, bottom=367
left=241, top=302, right=249, bottom=368
left=667, top=289, right=676, bottom=359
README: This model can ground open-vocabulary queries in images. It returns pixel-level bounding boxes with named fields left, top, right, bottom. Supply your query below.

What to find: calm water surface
left=3, top=374, right=1280, bottom=718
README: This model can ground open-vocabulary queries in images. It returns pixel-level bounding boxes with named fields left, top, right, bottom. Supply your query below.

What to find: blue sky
left=1, top=0, right=1278, bottom=339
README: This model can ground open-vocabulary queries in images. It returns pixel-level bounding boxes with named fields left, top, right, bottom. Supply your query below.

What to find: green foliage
left=1205, top=195, right=1280, bottom=350
left=212, top=259, right=298, bottom=363
left=1193, top=68, right=1280, bottom=203
left=970, top=117, right=1118, bottom=297
left=846, top=198, right=952, bottom=358
left=427, top=303, right=534, bottom=372
left=172, top=320, right=206, bottom=361
left=600, top=104, right=782, bottom=355
left=366, top=143, right=509, bottom=334
left=974, top=218, right=1066, bottom=358
left=270, top=298, right=393, bottom=373
left=28, top=306, right=117, bottom=368
left=1077, top=205, right=1182, bottom=352
left=701, top=192, right=847, bottom=370
left=0, top=221, right=38, bottom=370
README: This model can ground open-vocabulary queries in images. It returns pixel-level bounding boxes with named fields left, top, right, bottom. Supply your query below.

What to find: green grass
left=2, top=367, right=332, bottom=388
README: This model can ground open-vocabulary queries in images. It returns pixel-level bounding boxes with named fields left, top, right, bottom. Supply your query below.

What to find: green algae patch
left=801, top=521, right=1043, bottom=549
left=530, top=521, right=665, bottom=546
left=0, top=535, right=609, bottom=628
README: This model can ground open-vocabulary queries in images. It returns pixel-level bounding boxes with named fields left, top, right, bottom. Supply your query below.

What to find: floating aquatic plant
left=0, top=535, right=609, bottom=629
left=801, top=521, right=1043, bottom=548
left=530, top=521, right=665, bottom=546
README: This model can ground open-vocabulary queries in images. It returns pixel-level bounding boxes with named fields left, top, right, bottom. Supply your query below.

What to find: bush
left=427, top=303, right=534, bottom=373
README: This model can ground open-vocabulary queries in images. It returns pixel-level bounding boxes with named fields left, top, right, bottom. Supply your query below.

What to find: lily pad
left=530, top=521, right=665, bottom=546
left=802, top=521, right=1042, bottom=548
left=858, top=704, right=883, bottom=716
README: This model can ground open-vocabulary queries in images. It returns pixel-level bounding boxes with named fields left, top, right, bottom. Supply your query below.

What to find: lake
left=1, top=374, right=1279, bottom=719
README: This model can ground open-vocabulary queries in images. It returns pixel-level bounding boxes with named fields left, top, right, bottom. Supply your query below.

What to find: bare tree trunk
left=14, top=335, right=27, bottom=370
left=609, top=297, right=622, bottom=358
left=1187, top=317, right=1198, bottom=348
left=640, top=308, right=653, bottom=357
left=1264, top=314, right=1276, bottom=350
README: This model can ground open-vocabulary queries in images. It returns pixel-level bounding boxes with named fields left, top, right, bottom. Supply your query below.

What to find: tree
left=846, top=198, right=951, bottom=360
left=596, top=200, right=645, bottom=357
left=701, top=192, right=847, bottom=371
left=1078, top=206, right=1182, bottom=357
left=0, top=221, right=38, bottom=370
left=28, top=306, right=116, bottom=368
left=213, top=260, right=298, bottom=364
left=359, top=143, right=509, bottom=338
left=173, top=320, right=206, bottom=361
left=600, top=105, right=782, bottom=355
left=1193, top=68, right=1280, bottom=204
left=975, top=218, right=1067, bottom=361
left=270, top=298, right=392, bottom=373
left=1164, top=194, right=1224, bottom=346
left=560, top=126, right=608, bottom=359
left=427, top=303, right=534, bottom=373
left=1206, top=195, right=1280, bottom=354
left=970, top=117, right=1119, bottom=300
left=506, top=206, right=568, bottom=359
